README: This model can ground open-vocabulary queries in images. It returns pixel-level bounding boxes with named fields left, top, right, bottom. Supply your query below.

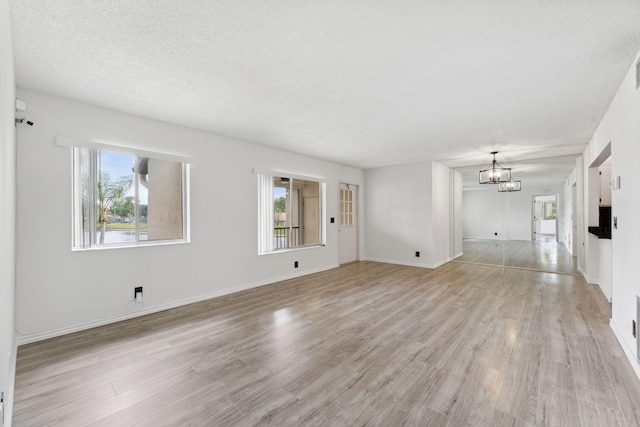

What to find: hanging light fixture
left=498, top=179, right=521, bottom=192
left=479, top=151, right=511, bottom=184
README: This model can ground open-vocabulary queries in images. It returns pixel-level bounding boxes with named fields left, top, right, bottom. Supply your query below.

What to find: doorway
left=532, top=194, right=558, bottom=242
left=338, top=183, right=358, bottom=264
left=571, top=184, right=577, bottom=256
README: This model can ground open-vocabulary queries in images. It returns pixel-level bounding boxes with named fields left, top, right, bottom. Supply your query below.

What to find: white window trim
left=253, top=168, right=326, bottom=184
left=255, top=168, right=327, bottom=255
left=63, top=138, right=191, bottom=250
left=56, top=136, right=192, bottom=164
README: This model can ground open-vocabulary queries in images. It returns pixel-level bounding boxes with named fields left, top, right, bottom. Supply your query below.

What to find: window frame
left=543, top=200, right=557, bottom=220
left=255, top=169, right=326, bottom=255
left=59, top=137, right=191, bottom=251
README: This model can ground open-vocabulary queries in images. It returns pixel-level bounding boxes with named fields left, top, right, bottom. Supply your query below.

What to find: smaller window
left=340, top=187, right=355, bottom=226
left=543, top=201, right=557, bottom=220
left=257, top=171, right=325, bottom=254
left=73, top=147, right=188, bottom=249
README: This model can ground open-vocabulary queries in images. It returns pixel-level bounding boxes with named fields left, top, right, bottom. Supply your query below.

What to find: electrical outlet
left=415, top=251, right=420, bottom=257
left=294, top=261, right=299, bottom=268
left=134, top=286, right=143, bottom=302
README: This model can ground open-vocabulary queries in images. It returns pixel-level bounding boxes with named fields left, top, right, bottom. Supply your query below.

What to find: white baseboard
left=363, top=257, right=440, bottom=269
left=5, top=340, right=17, bottom=426
left=577, top=266, right=600, bottom=286
left=431, top=257, right=453, bottom=269
left=16, top=264, right=339, bottom=345
left=454, top=252, right=463, bottom=259
left=610, top=319, right=640, bottom=381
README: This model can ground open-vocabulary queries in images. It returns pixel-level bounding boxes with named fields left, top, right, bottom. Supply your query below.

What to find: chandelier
left=498, top=179, right=521, bottom=192
left=479, top=151, right=511, bottom=184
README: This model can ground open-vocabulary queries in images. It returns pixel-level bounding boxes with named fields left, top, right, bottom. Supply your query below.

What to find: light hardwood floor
left=456, top=238, right=578, bottom=275
left=13, top=261, right=640, bottom=426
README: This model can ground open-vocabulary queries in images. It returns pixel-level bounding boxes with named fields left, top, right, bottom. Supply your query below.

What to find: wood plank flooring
left=13, top=261, right=640, bottom=426
left=456, top=239, right=578, bottom=275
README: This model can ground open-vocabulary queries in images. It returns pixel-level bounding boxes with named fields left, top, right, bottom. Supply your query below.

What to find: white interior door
left=338, top=183, right=358, bottom=264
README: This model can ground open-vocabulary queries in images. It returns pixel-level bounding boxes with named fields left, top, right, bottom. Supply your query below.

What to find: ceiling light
left=479, top=151, right=511, bottom=184
left=498, top=180, right=521, bottom=192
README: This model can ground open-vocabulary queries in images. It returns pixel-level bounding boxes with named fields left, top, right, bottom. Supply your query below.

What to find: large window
left=257, top=171, right=325, bottom=254
left=72, top=147, right=188, bottom=249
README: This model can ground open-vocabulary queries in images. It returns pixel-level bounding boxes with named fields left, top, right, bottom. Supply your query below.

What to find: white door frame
left=338, top=182, right=359, bottom=264
left=532, top=194, right=558, bottom=242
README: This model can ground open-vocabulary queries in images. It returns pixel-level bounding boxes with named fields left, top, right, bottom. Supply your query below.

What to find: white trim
left=253, top=167, right=326, bottom=183
left=257, top=172, right=274, bottom=254
left=363, top=257, right=440, bottom=269
left=585, top=276, right=599, bottom=285
left=71, top=147, right=190, bottom=250
left=70, top=239, right=189, bottom=252
left=5, top=341, right=17, bottom=425
left=256, top=170, right=326, bottom=254
left=16, top=264, right=339, bottom=345
left=578, top=266, right=587, bottom=278
left=56, top=136, right=192, bottom=163
left=610, top=319, right=640, bottom=381
left=432, top=257, right=453, bottom=268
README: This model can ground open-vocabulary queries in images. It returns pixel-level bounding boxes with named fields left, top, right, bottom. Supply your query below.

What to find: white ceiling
left=9, top=1, right=640, bottom=186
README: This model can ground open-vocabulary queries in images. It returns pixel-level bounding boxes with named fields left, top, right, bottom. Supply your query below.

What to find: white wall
left=0, top=1, right=16, bottom=423
left=462, top=183, right=565, bottom=242
left=365, top=161, right=433, bottom=267
left=462, top=188, right=506, bottom=240
left=539, top=220, right=555, bottom=235
left=584, top=48, right=640, bottom=378
left=598, top=239, right=612, bottom=302
left=575, top=155, right=585, bottom=274
left=562, top=168, right=576, bottom=255
left=364, top=160, right=453, bottom=269
left=15, top=90, right=364, bottom=341
left=432, top=161, right=452, bottom=267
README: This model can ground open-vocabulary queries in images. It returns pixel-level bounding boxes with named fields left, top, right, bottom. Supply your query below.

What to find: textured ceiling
left=9, top=1, right=640, bottom=185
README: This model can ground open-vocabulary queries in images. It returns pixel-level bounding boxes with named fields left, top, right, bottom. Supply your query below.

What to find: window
left=72, top=147, right=188, bottom=249
left=543, top=200, right=557, bottom=220
left=257, top=171, right=325, bottom=254
left=340, top=186, right=355, bottom=226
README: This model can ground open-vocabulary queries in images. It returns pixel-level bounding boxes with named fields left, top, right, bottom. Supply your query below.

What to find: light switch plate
left=611, top=175, right=621, bottom=190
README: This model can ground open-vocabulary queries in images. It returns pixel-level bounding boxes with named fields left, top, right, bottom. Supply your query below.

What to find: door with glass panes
left=338, top=183, right=358, bottom=264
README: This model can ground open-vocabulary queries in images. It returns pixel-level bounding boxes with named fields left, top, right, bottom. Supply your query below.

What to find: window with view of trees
left=543, top=200, right=557, bottom=220
left=73, top=147, right=188, bottom=249
left=257, top=171, right=324, bottom=254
